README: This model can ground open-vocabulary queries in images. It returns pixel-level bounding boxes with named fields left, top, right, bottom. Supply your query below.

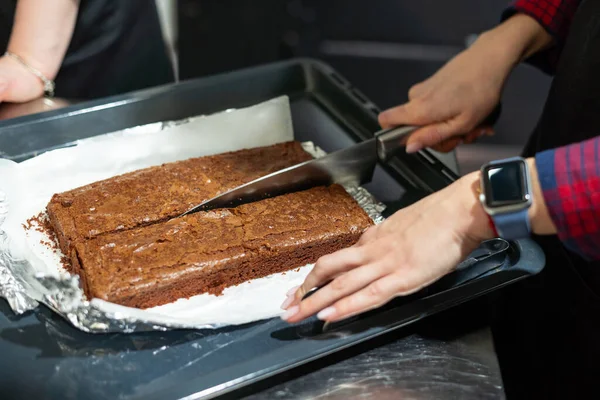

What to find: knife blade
left=180, top=125, right=415, bottom=216
left=180, top=104, right=502, bottom=216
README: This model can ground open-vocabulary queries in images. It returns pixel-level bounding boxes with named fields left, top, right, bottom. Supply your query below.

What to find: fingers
left=378, top=100, right=434, bottom=129
left=288, top=246, right=367, bottom=305
left=430, top=137, right=462, bottom=153
left=312, top=271, right=401, bottom=323
left=428, top=126, right=496, bottom=153
left=404, top=116, right=467, bottom=153
left=283, top=262, right=389, bottom=323
left=408, top=82, right=426, bottom=100
left=356, top=225, right=379, bottom=246
left=379, top=107, right=495, bottom=153
left=316, top=269, right=448, bottom=323
left=379, top=103, right=470, bottom=153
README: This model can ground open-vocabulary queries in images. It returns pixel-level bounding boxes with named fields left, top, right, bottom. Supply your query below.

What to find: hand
left=378, top=14, right=552, bottom=154
left=0, top=97, right=70, bottom=121
left=0, top=0, right=81, bottom=104
left=0, top=55, right=45, bottom=103
left=280, top=172, right=494, bottom=323
left=378, top=41, right=507, bottom=154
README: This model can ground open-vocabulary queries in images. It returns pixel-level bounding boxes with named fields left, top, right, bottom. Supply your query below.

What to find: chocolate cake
left=71, top=185, right=373, bottom=308
left=47, top=142, right=313, bottom=256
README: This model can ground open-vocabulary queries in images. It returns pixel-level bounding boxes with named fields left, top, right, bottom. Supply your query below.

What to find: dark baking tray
left=0, top=59, right=545, bottom=400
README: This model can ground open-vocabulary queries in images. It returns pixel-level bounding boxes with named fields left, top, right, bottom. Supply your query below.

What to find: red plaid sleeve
left=502, top=0, right=582, bottom=74
left=535, top=136, right=600, bottom=260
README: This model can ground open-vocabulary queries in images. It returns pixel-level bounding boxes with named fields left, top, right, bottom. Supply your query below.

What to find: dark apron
left=0, top=0, right=174, bottom=99
left=491, top=0, right=600, bottom=398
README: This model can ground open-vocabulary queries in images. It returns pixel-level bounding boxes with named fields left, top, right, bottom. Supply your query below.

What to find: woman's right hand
left=378, top=14, right=553, bottom=153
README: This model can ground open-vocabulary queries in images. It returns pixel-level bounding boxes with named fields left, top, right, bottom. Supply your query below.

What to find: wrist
left=6, top=0, right=81, bottom=82
left=5, top=46, right=59, bottom=81
left=475, top=13, right=553, bottom=69
left=463, top=157, right=556, bottom=241
left=526, top=157, right=557, bottom=235
left=3, top=52, right=54, bottom=97
left=457, top=172, right=497, bottom=243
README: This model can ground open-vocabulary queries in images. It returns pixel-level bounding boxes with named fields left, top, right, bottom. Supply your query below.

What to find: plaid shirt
left=536, top=139, right=600, bottom=261
left=503, top=0, right=582, bottom=73
left=504, top=0, right=600, bottom=261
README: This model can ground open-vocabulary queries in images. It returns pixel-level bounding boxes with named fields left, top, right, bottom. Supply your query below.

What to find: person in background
left=0, top=0, right=174, bottom=103
left=282, top=0, right=600, bottom=398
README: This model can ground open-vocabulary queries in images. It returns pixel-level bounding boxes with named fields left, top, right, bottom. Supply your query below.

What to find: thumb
left=405, top=117, right=466, bottom=153
left=378, top=101, right=431, bottom=129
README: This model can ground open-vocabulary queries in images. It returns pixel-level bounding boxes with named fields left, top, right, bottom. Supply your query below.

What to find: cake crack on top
left=71, top=185, right=373, bottom=309
left=46, top=142, right=374, bottom=309
left=46, top=141, right=314, bottom=257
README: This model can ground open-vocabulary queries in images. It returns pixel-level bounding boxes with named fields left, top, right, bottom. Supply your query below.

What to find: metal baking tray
left=0, top=59, right=545, bottom=400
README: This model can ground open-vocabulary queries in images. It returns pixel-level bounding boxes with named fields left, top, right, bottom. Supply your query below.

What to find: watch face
left=482, top=160, right=529, bottom=208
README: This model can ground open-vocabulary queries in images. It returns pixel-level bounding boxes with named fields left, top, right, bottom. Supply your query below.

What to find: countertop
left=0, top=298, right=504, bottom=400
left=244, top=327, right=503, bottom=400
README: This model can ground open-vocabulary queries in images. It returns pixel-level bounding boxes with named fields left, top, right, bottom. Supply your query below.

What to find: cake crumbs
left=24, top=212, right=57, bottom=247
left=24, top=212, right=50, bottom=235
left=60, top=255, right=70, bottom=267
left=23, top=211, right=72, bottom=272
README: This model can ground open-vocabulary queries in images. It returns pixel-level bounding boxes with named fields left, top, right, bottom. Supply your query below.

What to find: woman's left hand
left=0, top=54, right=45, bottom=103
left=281, top=172, right=495, bottom=323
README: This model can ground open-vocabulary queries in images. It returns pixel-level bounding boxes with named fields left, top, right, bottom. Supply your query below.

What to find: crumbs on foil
left=22, top=212, right=71, bottom=270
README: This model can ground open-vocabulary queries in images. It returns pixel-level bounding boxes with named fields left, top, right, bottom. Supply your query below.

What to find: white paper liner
left=0, top=95, right=385, bottom=333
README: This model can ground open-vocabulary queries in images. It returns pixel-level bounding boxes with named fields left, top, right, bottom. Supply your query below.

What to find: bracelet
left=4, top=51, right=55, bottom=97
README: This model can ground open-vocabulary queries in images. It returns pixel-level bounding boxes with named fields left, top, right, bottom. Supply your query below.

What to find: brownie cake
left=47, top=141, right=313, bottom=256
left=71, top=185, right=373, bottom=308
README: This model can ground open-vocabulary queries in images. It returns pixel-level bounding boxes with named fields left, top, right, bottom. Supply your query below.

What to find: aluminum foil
left=0, top=104, right=386, bottom=334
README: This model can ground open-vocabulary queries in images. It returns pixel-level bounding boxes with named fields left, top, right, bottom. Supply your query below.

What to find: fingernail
left=405, top=143, right=422, bottom=154
left=281, top=305, right=299, bottom=321
left=286, top=285, right=300, bottom=297
left=280, top=295, right=294, bottom=310
left=317, top=307, right=336, bottom=321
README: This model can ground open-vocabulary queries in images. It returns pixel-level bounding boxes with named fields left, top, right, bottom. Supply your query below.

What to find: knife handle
left=376, top=125, right=420, bottom=161
left=375, top=102, right=503, bottom=161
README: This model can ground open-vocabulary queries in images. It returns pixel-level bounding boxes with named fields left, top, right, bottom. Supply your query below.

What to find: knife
left=181, top=104, right=501, bottom=215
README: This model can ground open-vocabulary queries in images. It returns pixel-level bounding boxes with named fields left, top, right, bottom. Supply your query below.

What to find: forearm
left=500, top=1, right=582, bottom=74
left=471, top=13, right=553, bottom=75
left=7, top=0, right=80, bottom=80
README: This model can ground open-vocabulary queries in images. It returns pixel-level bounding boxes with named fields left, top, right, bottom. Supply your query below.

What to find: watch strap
left=491, top=208, right=530, bottom=241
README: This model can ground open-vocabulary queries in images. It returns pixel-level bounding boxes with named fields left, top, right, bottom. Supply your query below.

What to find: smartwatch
left=479, top=157, right=533, bottom=240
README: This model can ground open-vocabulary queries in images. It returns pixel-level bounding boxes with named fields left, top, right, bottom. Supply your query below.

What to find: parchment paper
left=0, top=96, right=384, bottom=332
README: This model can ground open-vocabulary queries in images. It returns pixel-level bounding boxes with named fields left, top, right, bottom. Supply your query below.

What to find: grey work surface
left=0, top=297, right=504, bottom=400
left=244, top=328, right=503, bottom=400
